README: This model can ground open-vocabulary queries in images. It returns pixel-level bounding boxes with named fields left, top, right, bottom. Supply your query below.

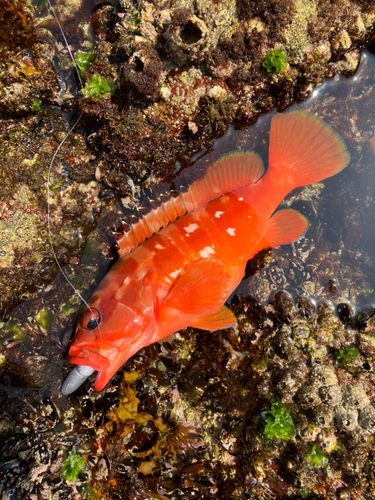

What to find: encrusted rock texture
left=0, top=0, right=375, bottom=314
left=1, top=2, right=375, bottom=499
left=2, top=278, right=375, bottom=499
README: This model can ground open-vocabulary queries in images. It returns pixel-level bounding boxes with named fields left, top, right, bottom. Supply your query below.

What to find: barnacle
left=164, top=8, right=210, bottom=67
left=122, top=40, right=163, bottom=100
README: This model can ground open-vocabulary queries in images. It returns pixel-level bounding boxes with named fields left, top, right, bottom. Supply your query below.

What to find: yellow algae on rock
left=282, top=0, right=317, bottom=58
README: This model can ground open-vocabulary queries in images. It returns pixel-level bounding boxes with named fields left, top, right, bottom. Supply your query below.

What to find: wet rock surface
left=3, top=286, right=375, bottom=498
left=1, top=1, right=375, bottom=499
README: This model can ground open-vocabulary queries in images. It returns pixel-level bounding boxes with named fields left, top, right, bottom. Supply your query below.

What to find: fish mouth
left=62, top=346, right=112, bottom=395
left=67, top=345, right=111, bottom=372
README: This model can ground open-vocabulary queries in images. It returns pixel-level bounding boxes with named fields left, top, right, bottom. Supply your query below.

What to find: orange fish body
left=63, top=111, right=349, bottom=393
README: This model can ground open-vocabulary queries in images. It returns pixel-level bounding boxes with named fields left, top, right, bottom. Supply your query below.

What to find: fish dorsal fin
left=117, top=151, right=264, bottom=257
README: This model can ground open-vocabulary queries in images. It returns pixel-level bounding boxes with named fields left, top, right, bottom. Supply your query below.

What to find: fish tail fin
left=268, top=111, right=350, bottom=189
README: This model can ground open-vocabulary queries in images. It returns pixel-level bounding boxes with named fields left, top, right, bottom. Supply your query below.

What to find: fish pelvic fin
left=189, top=305, right=237, bottom=331
left=268, top=110, right=350, bottom=189
left=117, top=151, right=264, bottom=257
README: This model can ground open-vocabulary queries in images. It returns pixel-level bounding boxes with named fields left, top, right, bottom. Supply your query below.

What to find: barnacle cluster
left=3, top=285, right=375, bottom=498
left=75, top=0, right=375, bottom=185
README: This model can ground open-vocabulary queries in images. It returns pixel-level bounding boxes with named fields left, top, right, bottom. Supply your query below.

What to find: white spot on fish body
left=155, top=243, right=164, bottom=249
left=226, top=228, right=236, bottom=236
left=199, top=246, right=215, bottom=258
left=184, top=223, right=199, bottom=233
left=170, top=268, right=182, bottom=279
left=238, top=197, right=243, bottom=201
left=165, top=277, right=172, bottom=284
left=215, top=211, right=224, bottom=218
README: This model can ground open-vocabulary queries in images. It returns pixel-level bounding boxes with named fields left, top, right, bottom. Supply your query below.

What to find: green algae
left=305, top=443, right=329, bottom=468
left=0, top=320, right=31, bottom=347
left=336, top=346, right=359, bottom=366
left=262, top=49, right=287, bottom=73
left=74, top=50, right=94, bottom=77
left=262, top=400, right=296, bottom=441
left=13, top=329, right=32, bottom=348
left=62, top=450, right=85, bottom=482
left=81, top=74, right=115, bottom=99
left=81, top=239, right=102, bottom=262
left=36, top=308, right=55, bottom=331
left=79, top=483, right=99, bottom=499
left=31, top=98, right=41, bottom=111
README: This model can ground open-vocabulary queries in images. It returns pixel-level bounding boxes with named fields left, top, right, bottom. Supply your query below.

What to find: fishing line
left=46, top=0, right=83, bottom=88
left=46, top=0, right=104, bottom=352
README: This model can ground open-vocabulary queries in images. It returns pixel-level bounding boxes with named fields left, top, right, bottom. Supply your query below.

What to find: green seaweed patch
left=50, top=176, right=64, bottom=191
left=81, top=239, right=102, bottom=262
left=14, top=329, right=32, bottom=348
left=336, top=346, right=358, bottom=366
left=299, top=491, right=310, bottom=498
left=36, top=308, right=55, bottom=331
left=129, top=8, right=140, bottom=26
left=257, top=400, right=295, bottom=442
left=62, top=450, right=85, bottom=482
left=262, top=49, right=287, bottom=74
left=1, top=320, right=31, bottom=347
left=306, top=443, right=329, bottom=468
left=74, top=51, right=94, bottom=77
left=31, top=98, right=41, bottom=111
left=264, top=400, right=295, bottom=440
left=255, top=415, right=275, bottom=446
left=79, top=483, right=99, bottom=499
left=81, top=74, right=115, bottom=99
left=61, top=297, right=80, bottom=316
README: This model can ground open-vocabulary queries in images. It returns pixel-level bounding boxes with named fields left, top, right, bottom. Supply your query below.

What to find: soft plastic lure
left=61, top=111, right=349, bottom=394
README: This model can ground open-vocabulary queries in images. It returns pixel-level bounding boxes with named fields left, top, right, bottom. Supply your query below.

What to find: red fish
left=61, top=111, right=349, bottom=394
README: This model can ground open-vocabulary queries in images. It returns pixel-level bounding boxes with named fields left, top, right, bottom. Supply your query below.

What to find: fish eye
left=79, top=307, right=101, bottom=331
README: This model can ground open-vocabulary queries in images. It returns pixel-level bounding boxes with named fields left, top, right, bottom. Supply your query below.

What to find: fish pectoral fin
left=163, top=259, right=232, bottom=316
left=262, top=209, right=308, bottom=248
left=188, top=305, right=237, bottom=331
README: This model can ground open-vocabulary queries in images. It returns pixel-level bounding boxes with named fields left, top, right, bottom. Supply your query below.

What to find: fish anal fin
left=163, top=260, right=232, bottom=316
left=262, top=209, right=308, bottom=248
left=117, top=152, right=265, bottom=257
left=189, top=305, right=237, bottom=331
left=269, top=111, right=350, bottom=188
